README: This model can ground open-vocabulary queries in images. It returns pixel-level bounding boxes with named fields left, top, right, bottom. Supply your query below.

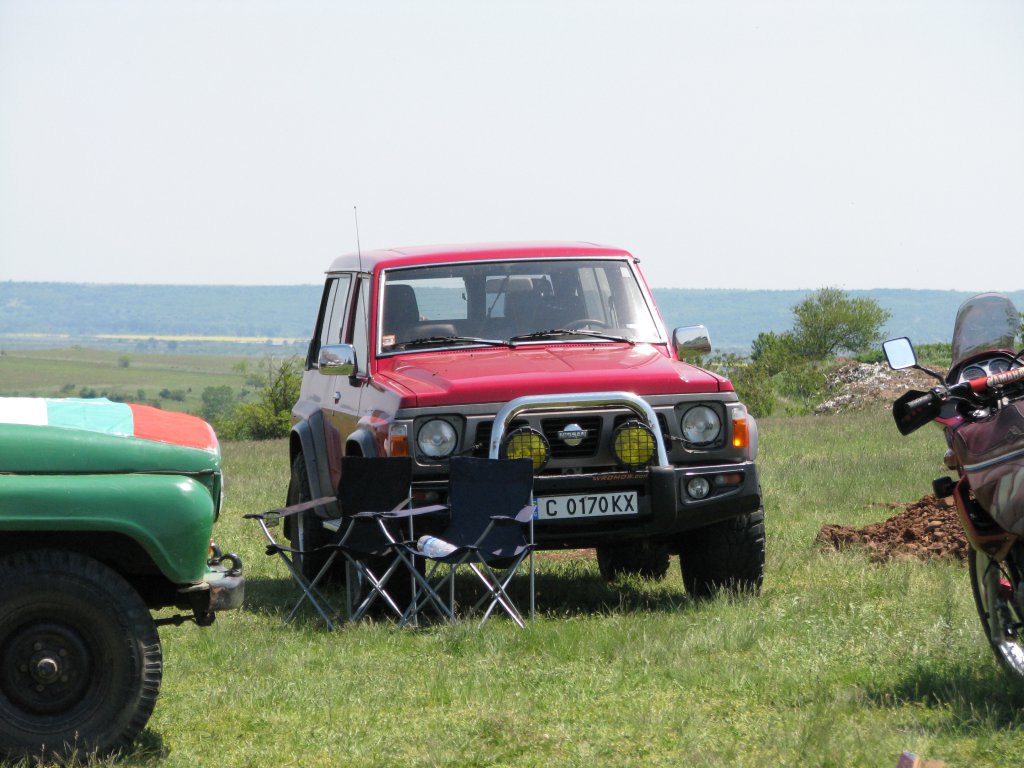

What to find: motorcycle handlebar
left=972, top=365, right=1024, bottom=393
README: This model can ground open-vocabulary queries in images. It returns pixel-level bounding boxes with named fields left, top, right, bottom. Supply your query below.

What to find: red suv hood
left=376, top=344, right=729, bottom=408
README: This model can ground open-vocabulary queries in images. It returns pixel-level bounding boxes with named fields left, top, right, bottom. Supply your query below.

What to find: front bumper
left=529, top=460, right=762, bottom=549
left=411, top=460, right=761, bottom=549
left=176, top=552, right=245, bottom=616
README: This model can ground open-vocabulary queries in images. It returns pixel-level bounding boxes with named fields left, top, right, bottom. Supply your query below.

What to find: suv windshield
left=378, top=259, right=662, bottom=352
left=950, top=292, right=1021, bottom=366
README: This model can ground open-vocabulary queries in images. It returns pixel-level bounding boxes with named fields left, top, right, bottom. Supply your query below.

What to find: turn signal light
left=731, top=417, right=749, bottom=449
left=388, top=424, right=409, bottom=456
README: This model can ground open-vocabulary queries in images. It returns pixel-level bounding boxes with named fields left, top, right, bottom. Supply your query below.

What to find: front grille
left=472, top=419, right=528, bottom=458
left=473, top=408, right=672, bottom=464
left=541, top=416, right=602, bottom=458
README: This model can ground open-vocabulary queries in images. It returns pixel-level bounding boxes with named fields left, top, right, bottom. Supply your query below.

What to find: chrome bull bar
left=487, top=391, right=670, bottom=467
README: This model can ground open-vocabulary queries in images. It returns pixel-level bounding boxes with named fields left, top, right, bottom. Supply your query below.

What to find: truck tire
left=678, top=508, right=765, bottom=599
left=0, top=550, right=162, bottom=763
left=286, top=454, right=333, bottom=582
left=596, top=541, right=670, bottom=581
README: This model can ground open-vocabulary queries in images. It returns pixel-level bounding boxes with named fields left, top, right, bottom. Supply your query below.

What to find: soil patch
left=817, top=494, right=968, bottom=563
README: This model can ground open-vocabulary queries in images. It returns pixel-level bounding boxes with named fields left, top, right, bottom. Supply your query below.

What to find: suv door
left=319, top=276, right=373, bottom=488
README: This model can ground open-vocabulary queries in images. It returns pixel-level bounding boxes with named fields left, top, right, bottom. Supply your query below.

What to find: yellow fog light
left=501, top=427, right=549, bottom=471
left=611, top=420, right=656, bottom=469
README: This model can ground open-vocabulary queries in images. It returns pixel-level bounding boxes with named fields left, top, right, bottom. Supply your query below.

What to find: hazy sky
left=1, top=1, right=1022, bottom=290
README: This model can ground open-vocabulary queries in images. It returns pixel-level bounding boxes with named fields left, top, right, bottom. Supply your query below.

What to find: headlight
left=417, top=419, right=458, bottom=458
left=681, top=405, right=721, bottom=445
left=611, top=420, right=656, bottom=469
left=501, top=427, right=549, bottom=471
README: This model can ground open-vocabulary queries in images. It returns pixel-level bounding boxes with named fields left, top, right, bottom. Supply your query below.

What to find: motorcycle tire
left=968, top=546, right=1024, bottom=678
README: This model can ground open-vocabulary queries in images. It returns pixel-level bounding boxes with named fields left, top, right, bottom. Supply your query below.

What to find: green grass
left=0, top=347, right=251, bottom=414
left=12, top=406, right=1024, bottom=767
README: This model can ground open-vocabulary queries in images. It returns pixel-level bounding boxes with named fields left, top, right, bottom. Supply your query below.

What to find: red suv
left=288, top=242, right=764, bottom=596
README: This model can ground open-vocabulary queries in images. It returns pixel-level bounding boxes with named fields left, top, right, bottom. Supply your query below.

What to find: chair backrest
left=383, top=284, right=420, bottom=341
left=444, top=456, right=534, bottom=556
left=337, top=456, right=413, bottom=554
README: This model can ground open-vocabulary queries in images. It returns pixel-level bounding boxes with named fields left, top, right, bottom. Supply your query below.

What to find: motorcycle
left=884, top=292, right=1024, bottom=677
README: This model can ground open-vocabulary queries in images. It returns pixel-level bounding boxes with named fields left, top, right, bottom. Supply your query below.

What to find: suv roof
left=326, top=241, right=634, bottom=273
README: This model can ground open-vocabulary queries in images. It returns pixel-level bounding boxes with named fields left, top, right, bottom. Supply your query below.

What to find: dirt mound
left=817, top=495, right=968, bottom=562
left=814, top=361, right=944, bottom=415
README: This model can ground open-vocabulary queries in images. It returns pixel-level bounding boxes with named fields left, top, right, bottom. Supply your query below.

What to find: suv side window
left=308, top=274, right=353, bottom=369
left=349, top=277, right=370, bottom=378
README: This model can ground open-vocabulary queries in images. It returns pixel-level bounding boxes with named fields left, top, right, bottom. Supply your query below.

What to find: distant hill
left=2, top=282, right=1021, bottom=355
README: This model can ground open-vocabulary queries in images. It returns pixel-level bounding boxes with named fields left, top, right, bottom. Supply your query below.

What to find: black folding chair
left=392, top=456, right=536, bottom=628
left=246, top=456, right=438, bottom=628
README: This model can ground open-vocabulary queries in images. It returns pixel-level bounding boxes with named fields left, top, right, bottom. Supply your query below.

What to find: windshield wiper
left=394, top=335, right=512, bottom=349
left=508, top=328, right=635, bottom=345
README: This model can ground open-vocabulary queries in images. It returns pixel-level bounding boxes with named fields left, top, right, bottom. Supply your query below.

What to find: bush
left=200, top=385, right=237, bottom=424
left=216, top=357, right=301, bottom=440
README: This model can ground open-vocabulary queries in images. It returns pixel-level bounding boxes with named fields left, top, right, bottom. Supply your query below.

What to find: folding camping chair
left=245, top=456, right=436, bottom=629
left=393, top=456, right=537, bottom=628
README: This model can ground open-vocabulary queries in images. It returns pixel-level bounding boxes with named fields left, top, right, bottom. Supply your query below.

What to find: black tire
left=968, top=546, right=1024, bottom=677
left=286, top=454, right=332, bottom=582
left=596, top=540, right=670, bottom=581
left=0, top=550, right=162, bottom=763
left=678, top=508, right=765, bottom=599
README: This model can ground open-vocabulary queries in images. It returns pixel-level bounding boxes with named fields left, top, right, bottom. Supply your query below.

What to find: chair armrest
left=243, top=495, right=337, bottom=520
left=382, top=503, right=449, bottom=519
left=490, top=504, right=536, bottom=525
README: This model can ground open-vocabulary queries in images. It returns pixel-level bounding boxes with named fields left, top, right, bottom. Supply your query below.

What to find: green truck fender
left=0, top=472, right=216, bottom=584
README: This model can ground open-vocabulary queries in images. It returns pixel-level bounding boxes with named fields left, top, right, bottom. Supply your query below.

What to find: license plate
left=535, top=491, right=639, bottom=520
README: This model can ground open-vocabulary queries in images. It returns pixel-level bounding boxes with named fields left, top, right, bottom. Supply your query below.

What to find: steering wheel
left=565, top=318, right=611, bottom=330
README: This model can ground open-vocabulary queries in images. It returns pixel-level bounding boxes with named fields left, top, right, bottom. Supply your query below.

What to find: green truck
left=0, top=397, right=244, bottom=762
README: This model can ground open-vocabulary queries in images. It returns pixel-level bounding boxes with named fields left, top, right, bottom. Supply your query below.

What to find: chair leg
left=399, top=557, right=459, bottom=627
left=283, top=549, right=343, bottom=630
left=348, top=555, right=414, bottom=622
left=469, top=562, right=527, bottom=628
left=252, top=516, right=342, bottom=630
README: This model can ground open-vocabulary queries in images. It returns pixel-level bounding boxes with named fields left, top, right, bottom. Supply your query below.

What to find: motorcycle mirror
left=883, top=337, right=917, bottom=370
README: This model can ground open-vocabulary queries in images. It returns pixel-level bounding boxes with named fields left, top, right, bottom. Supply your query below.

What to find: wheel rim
left=971, top=548, right=1024, bottom=677
left=2, top=621, right=93, bottom=715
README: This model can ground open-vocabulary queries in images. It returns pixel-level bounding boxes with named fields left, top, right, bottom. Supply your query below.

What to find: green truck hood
left=0, top=398, right=220, bottom=475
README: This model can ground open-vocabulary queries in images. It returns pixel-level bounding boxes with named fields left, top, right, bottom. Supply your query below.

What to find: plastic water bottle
left=417, top=535, right=457, bottom=558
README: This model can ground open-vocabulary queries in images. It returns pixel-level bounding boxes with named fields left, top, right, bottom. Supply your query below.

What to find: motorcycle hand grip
left=906, top=391, right=939, bottom=411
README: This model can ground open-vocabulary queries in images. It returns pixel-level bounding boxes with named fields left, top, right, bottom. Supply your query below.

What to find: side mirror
left=673, top=325, right=712, bottom=360
left=882, top=337, right=917, bottom=371
left=318, top=344, right=357, bottom=377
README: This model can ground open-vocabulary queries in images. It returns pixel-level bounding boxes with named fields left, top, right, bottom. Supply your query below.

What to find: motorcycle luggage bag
left=952, top=400, right=1024, bottom=536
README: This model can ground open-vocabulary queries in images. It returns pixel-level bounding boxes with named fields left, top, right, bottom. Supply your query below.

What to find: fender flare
left=289, top=411, right=333, bottom=501
left=344, top=427, right=379, bottom=458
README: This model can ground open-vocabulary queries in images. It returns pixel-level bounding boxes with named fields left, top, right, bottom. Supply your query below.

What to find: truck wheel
left=286, top=454, right=332, bottom=582
left=678, top=508, right=765, bottom=599
left=596, top=541, right=670, bottom=581
left=0, top=550, right=162, bottom=763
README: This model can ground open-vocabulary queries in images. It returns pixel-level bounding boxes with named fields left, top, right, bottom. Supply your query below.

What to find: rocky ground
left=814, top=361, right=969, bottom=563
left=813, top=359, right=943, bottom=416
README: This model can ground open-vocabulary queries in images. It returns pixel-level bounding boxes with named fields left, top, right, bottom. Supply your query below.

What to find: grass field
left=0, top=347, right=253, bottom=415
left=4, top=351, right=1024, bottom=766
left=20, top=408, right=1014, bottom=768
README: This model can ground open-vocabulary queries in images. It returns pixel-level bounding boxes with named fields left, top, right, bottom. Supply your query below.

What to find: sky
left=1, top=0, right=1022, bottom=291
